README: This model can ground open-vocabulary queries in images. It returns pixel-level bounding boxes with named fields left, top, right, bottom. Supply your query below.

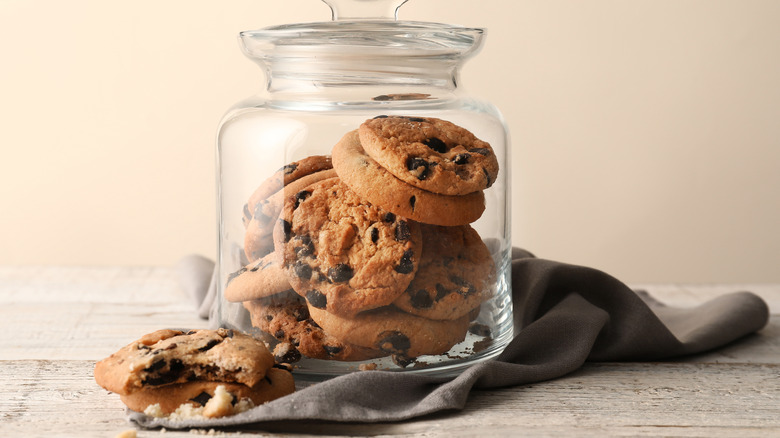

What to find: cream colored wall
left=1, top=0, right=778, bottom=283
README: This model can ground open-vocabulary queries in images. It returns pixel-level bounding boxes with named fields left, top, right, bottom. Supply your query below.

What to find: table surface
left=1, top=265, right=778, bottom=438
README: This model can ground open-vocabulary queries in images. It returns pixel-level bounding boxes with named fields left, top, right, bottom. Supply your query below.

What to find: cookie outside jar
left=215, top=0, right=513, bottom=380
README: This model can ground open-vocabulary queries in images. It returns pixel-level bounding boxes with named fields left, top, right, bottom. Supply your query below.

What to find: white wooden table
left=1, top=266, right=778, bottom=437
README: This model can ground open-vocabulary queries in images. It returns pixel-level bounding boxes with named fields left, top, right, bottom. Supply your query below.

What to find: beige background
left=0, top=0, right=778, bottom=283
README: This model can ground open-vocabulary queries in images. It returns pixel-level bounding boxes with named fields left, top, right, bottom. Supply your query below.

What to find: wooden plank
left=631, top=283, right=780, bottom=312
left=0, top=266, right=205, bottom=360
left=1, top=360, right=778, bottom=437
left=675, top=316, right=780, bottom=365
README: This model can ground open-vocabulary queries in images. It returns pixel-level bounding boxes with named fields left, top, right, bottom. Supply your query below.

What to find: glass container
left=216, top=0, right=512, bottom=380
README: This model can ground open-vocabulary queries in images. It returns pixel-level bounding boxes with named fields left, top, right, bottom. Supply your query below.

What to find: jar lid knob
left=321, top=0, right=409, bottom=21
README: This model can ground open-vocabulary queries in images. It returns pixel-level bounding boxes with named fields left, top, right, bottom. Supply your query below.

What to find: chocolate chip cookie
left=307, top=305, right=470, bottom=359
left=243, top=290, right=386, bottom=361
left=224, top=252, right=290, bottom=302
left=94, top=328, right=274, bottom=395
left=245, top=155, right=333, bottom=220
left=274, top=176, right=422, bottom=317
left=332, top=130, right=485, bottom=226
left=392, top=224, right=495, bottom=320
left=243, top=156, right=335, bottom=262
left=358, top=115, right=499, bottom=195
left=119, top=367, right=294, bottom=416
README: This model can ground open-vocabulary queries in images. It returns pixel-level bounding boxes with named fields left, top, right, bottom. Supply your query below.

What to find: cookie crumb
left=143, top=403, right=164, bottom=418
left=358, top=363, right=378, bottom=371
left=273, top=342, right=302, bottom=364
left=391, top=354, right=417, bottom=368
left=472, top=337, right=493, bottom=353
left=143, top=386, right=256, bottom=420
left=202, top=385, right=234, bottom=418
left=114, top=429, right=137, bottom=438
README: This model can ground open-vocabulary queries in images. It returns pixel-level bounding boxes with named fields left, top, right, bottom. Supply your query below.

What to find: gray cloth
left=133, top=249, right=769, bottom=428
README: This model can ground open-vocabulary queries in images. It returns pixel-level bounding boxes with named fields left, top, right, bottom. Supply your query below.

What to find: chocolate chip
left=224, top=329, right=234, bottom=338
left=328, top=263, right=354, bottom=283
left=293, top=261, right=312, bottom=280
left=265, top=314, right=274, bottom=322
left=406, top=157, right=430, bottom=180
left=435, top=283, right=450, bottom=300
left=406, top=117, right=426, bottom=123
left=293, top=190, right=311, bottom=209
left=409, top=196, right=416, bottom=210
left=274, top=342, right=302, bottom=363
left=198, top=339, right=220, bottom=352
left=451, top=276, right=476, bottom=295
left=281, top=163, right=298, bottom=174
left=395, top=220, right=411, bottom=241
left=143, top=359, right=184, bottom=386
left=377, top=331, right=411, bottom=354
left=190, top=392, right=212, bottom=406
left=294, top=235, right=314, bottom=258
left=281, top=220, right=292, bottom=242
left=483, top=168, right=492, bottom=187
left=453, top=153, right=471, bottom=165
left=423, top=137, right=447, bottom=153
left=273, top=363, right=294, bottom=372
left=370, top=227, right=379, bottom=244
left=395, top=250, right=415, bottom=274
left=323, top=345, right=343, bottom=356
left=391, top=354, right=416, bottom=368
left=469, top=323, right=491, bottom=337
left=410, top=289, right=433, bottom=309
left=306, top=290, right=327, bottom=309
left=227, top=267, right=246, bottom=284
left=470, top=148, right=491, bottom=156
left=373, top=115, right=389, bottom=119
left=383, top=212, right=396, bottom=223
left=144, top=359, right=166, bottom=373
left=274, top=330, right=285, bottom=339
left=293, top=306, right=309, bottom=321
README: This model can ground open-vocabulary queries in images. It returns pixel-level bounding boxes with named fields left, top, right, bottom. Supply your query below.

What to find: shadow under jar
left=216, top=0, right=513, bottom=381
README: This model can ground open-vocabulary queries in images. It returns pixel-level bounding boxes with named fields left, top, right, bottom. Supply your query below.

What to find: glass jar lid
left=240, top=0, right=485, bottom=62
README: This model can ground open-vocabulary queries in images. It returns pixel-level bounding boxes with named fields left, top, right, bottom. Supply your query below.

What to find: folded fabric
left=132, top=249, right=769, bottom=428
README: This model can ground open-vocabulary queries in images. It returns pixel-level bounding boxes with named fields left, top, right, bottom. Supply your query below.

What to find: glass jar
left=215, top=0, right=512, bottom=380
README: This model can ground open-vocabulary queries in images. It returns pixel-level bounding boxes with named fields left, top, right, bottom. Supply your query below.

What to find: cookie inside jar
left=221, top=115, right=511, bottom=378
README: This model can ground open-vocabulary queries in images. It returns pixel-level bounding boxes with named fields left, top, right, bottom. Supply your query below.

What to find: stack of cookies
left=227, top=116, right=498, bottom=366
left=94, top=328, right=295, bottom=417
